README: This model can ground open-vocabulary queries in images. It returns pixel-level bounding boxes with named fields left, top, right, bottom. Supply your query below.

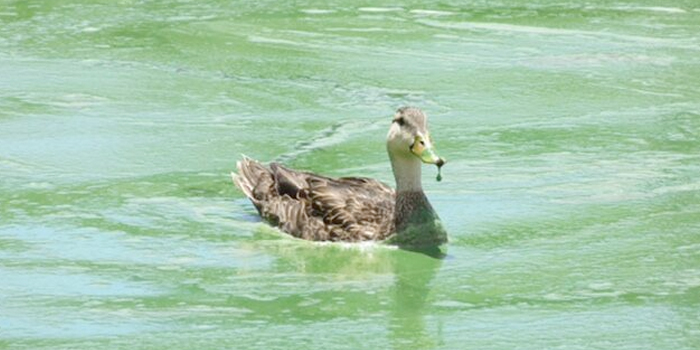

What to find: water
left=1, top=0, right=699, bottom=349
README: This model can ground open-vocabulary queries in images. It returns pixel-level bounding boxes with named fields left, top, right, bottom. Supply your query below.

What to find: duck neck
left=389, top=154, right=423, bottom=193
left=390, top=154, right=428, bottom=227
left=389, top=154, right=447, bottom=247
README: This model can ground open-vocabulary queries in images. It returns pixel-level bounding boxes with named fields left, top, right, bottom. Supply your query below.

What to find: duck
left=232, top=107, right=447, bottom=248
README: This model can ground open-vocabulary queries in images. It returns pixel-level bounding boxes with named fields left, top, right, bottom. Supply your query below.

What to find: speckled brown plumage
left=233, top=157, right=396, bottom=242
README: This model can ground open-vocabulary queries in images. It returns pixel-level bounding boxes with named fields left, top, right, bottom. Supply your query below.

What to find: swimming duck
left=232, top=107, right=447, bottom=247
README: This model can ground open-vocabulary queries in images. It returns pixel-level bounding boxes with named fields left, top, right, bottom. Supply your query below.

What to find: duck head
left=386, top=107, right=445, bottom=167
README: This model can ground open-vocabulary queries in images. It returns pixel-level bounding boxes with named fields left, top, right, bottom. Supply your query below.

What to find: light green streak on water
left=1, top=0, right=700, bottom=349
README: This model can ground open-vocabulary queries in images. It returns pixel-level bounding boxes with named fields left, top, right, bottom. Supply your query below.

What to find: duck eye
left=394, top=117, right=405, bottom=126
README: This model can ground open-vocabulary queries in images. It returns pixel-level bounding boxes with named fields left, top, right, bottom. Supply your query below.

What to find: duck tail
left=231, top=155, right=271, bottom=203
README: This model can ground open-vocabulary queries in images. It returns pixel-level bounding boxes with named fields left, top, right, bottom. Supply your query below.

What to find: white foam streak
left=417, top=19, right=675, bottom=46
left=610, top=6, right=687, bottom=14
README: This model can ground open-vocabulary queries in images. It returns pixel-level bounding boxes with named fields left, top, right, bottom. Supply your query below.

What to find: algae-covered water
left=1, top=0, right=699, bottom=349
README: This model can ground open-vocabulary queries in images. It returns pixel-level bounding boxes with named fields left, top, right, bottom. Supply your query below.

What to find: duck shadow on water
left=236, top=229, right=446, bottom=349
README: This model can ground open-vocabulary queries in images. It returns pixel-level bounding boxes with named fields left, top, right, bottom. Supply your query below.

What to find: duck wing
left=233, top=157, right=395, bottom=241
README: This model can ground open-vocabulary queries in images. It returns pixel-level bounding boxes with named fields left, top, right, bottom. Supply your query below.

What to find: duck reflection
left=234, top=234, right=444, bottom=349
left=389, top=248, right=444, bottom=349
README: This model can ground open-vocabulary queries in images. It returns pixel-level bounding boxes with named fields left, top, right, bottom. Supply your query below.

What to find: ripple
left=300, top=9, right=336, bottom=15
left=410, top=9, right=456, bottom=16
left=416, top=19, right=683, bottom=47
left=358, top=7, right=403, bottom=13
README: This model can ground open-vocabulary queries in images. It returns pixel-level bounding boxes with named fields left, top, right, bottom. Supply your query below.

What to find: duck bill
left=411, top=135, right=446, bottom=166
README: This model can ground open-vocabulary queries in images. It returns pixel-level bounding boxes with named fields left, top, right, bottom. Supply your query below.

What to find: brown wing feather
left=233, top=157, right=395, bottom=241
left=305, top=176, right=395, bottom=241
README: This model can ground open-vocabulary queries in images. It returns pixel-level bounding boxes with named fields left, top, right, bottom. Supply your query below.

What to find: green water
left=1, top=0, right=700, bottom=349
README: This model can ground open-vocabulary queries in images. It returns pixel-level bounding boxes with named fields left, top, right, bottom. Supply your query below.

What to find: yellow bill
left=410, top=135, right=446, bottom=181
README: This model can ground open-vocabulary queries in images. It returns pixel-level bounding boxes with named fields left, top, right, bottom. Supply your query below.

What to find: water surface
left=1, top=0, right=699, bottom=349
